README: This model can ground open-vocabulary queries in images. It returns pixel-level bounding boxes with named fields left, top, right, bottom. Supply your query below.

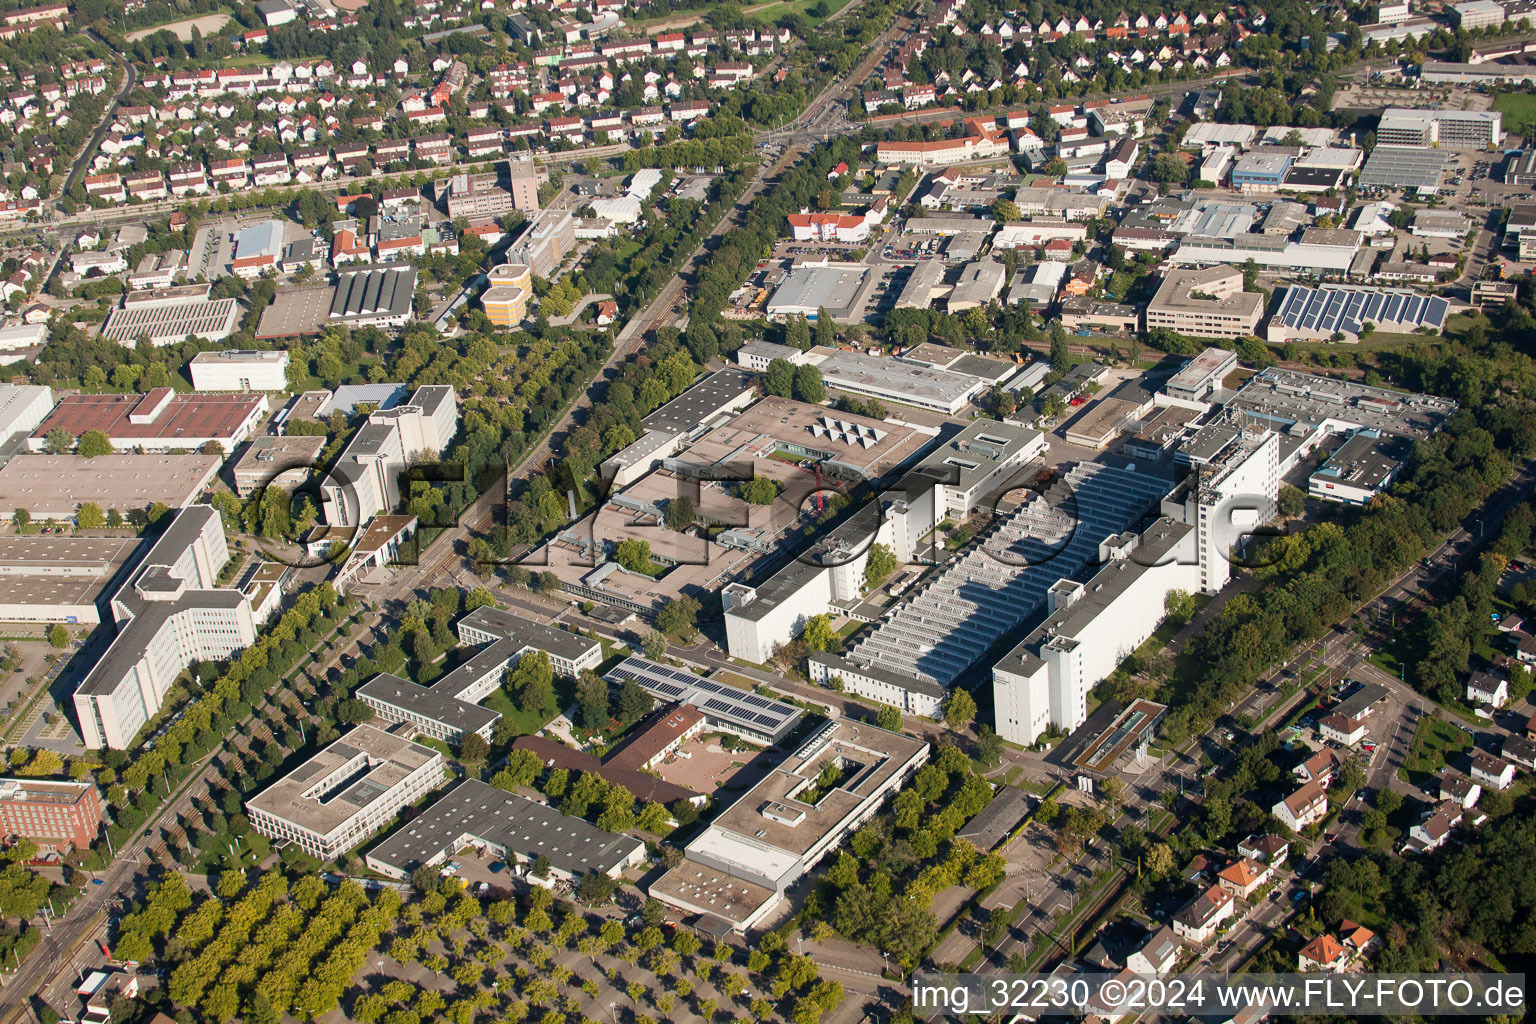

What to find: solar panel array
left=1277, top=286, right=1449, bottom=338
left=603, top=656, right=802, bottom=740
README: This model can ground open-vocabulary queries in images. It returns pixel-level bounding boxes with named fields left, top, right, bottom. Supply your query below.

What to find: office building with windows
left=246, top=725, right=446, bottom=860
left=72, top=506, right=258, bottom=749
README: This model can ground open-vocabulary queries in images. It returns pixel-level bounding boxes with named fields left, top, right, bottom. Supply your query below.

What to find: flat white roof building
left=189, top=350, right=291, bottom=392
left=810, top=349, right=986, bottom=414
left=650, top=719, right=929, bottom=931
left=1377, top=108, right=1503, bottom=149
left=0, top=385, right=53, bottom=445
left=0, top=323, right=48, bottom=351
left=101, top=297, right=243, bottom=347
left=993, top=518, right=1199, bottom=744
left=321, top=385, right=457, bottom=528
left=1166, top=347, right=1237, bottom=401
left=1146, top=266, right=1265, bottom=339
left=247, top=725, right=446, bottom=861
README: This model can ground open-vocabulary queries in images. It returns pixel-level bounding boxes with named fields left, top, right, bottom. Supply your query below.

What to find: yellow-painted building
left=482, top=263, right=532, bottom=326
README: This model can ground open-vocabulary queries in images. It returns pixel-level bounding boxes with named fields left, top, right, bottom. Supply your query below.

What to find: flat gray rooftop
left=815, top=349, right=982, bottom=409
left=256, top=285, right=333, bottom=339
left=642, top=368, right=755, bottom=435
left=456, top=605, right=603, bottom=664
left=913, top=419, right=1042, bottom=493
left=358, top=673, right=501, bottom=735
left=1230, top=367, right=1457, bottom=439
left=366, top=778, right=642, bottom=878
left=0, top=534, right=141, bottom=610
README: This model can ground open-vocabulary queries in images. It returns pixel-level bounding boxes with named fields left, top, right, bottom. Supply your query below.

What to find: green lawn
left=1400, top=714, right=1472, bottom=783
left=1495, top=93, right=1536, bottom=136
left=482, top=676, right=579, bottom=738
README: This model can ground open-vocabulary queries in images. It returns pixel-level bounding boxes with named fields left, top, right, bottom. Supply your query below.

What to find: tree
left=664, top=497, right=695, bottom=532
left=511, top=650, right=555, bottom=717
left=792, top=365, right=825, bottom=404
left=814, top=309, right=835, bottom=349
left=1278, top=484, right=1306, bottom=518
left=641, top=630, right=669, bottom=659
left=41, top=428, right=73, bottom=455
left=656, top=595, right=700, bottom=636
left=577, top=872, right=619, bottom=905
left=459, top=733, right=490, bottom=765
left=875, top=704, right=902, bottom=731
left=1049, top=325, right=1071, bottom=369
left=576, top=670, right=610, bottom=730
left=975, top=725, right=1004, bottom=766
left=10, top=509, right=28, bottom=532
left=1150, top=152, right=1190, bottom=184
left=465, top=586, right=496, bottom=612
left=617, top=678, right=653, bottom=724
left=990, top=198, right=1021, bottom=221
left=76, top=502, right=105, bottom=529
left=1164, top=589, right=1197, bottom=623
left=764, top=358, right=796, bottom=398
left=615, top=538, right=654, bottom=573
left=942, top=688, right=977, bottom=730
left=802, top=614, right=836, bottom=653
left=1144, top=843, right=1175, bottom=877
left=47, top=625, right=68, bottom=649
left=741, top=476, right=780, bottom=505
left=76, top=429, right=114, bottom=458
left=863, top=543, right=898, bottom=590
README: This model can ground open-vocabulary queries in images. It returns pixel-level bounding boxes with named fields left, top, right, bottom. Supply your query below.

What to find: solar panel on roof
left=1322, top=290, right=1346, bottom=326
left=703, top=697, right=737, bottom=715
left=1404, top=295, right=1423, bottom=322
left=1426, top=296, right=1448, bottom=324
left=752, top=712, right=780, bottom=727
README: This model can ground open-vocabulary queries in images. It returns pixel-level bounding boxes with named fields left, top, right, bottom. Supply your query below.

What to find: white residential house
left=1471, top=752, right=1515, bottom=791
left=1273, top=780, right=1328, bottom=832
left=1466, top=672, right=1509, bottom=708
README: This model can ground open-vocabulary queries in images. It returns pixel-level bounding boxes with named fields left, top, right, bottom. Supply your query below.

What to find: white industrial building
left=321, top=385, right=457, bottom=528
left=722, top=422, right=1046, bottom=673
left=188, top=350, right=291, bottom=392
left=72, top=506, right=259, bottom=749
left=810, top=349, right=986, bottom=415
left=1162, top=424, right=1281, bottom=595
left=650, top=719, right=929, bottom=931
left=1307, top=430, right=1406, bottom=504
left=0, top=323, right=48, bottom=351
left=811, top=462, right=1172, bottom=715
left=0, top=385, right=53, bottom=445
left=246, top=725, right=446, bottom=860
left=993, top=518, right=1201, bottom=745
